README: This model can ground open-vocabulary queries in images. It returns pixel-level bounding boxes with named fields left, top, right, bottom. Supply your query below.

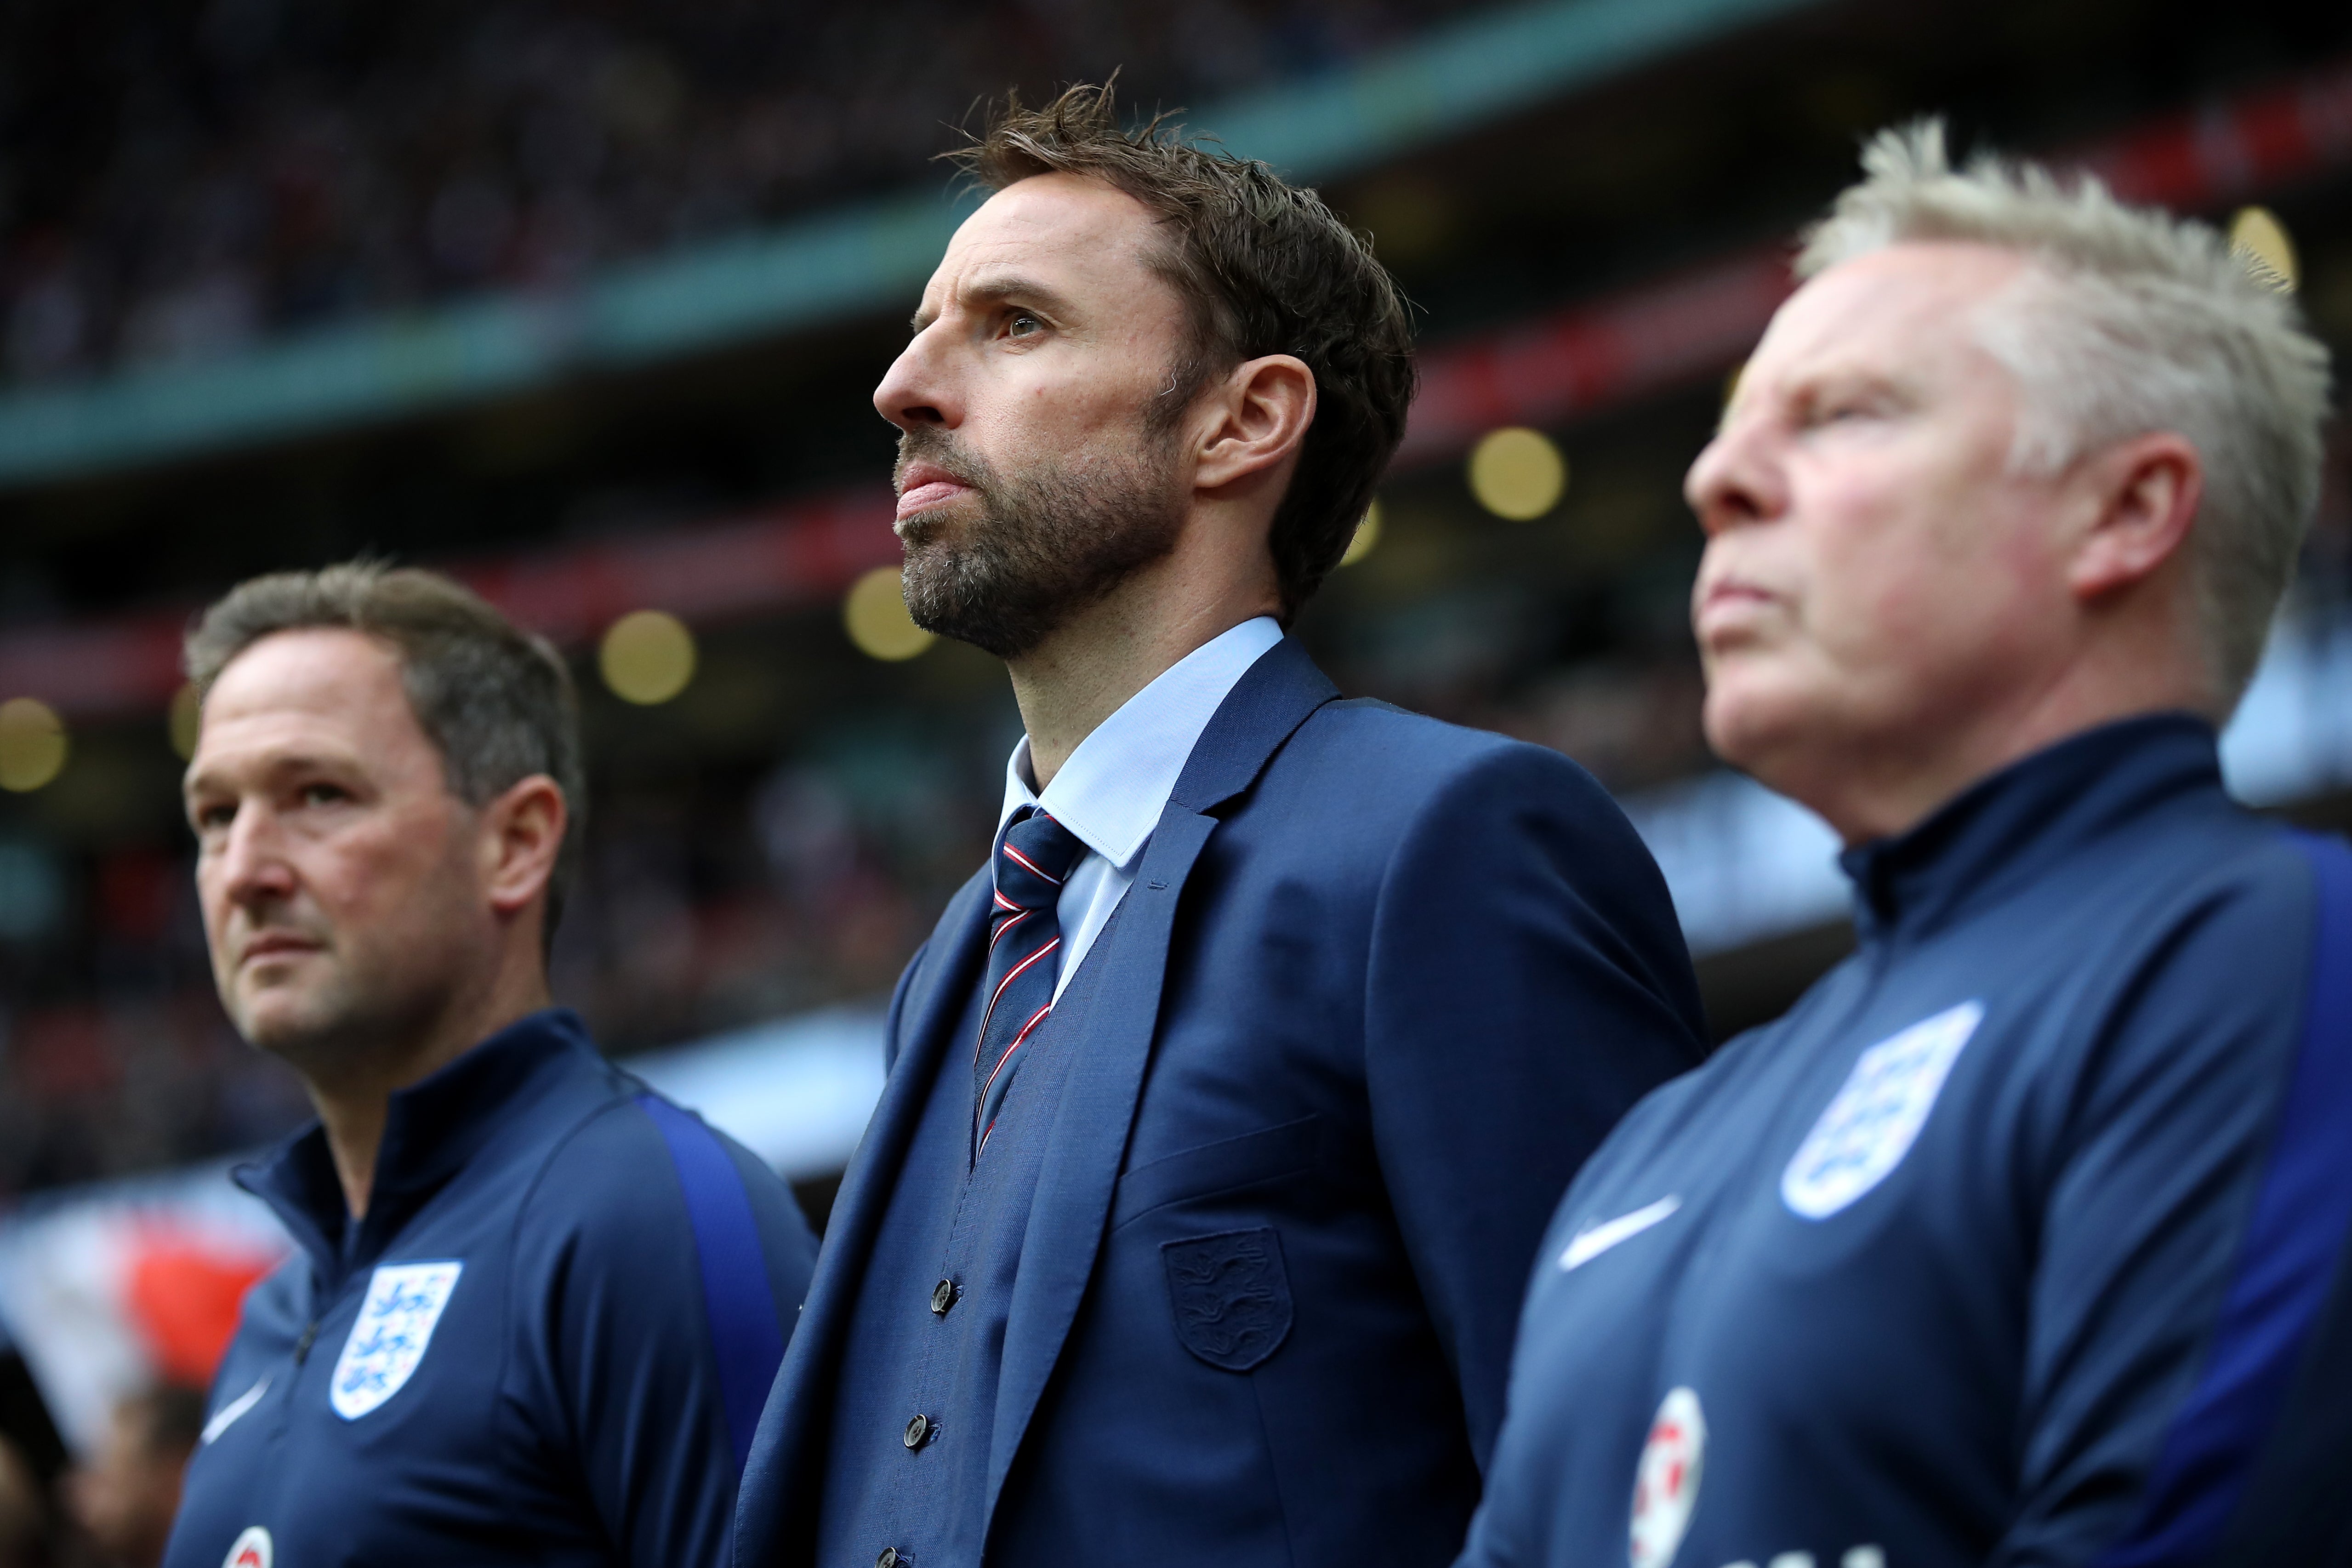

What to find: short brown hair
left=949, top=81, right=1417, bottom=619
left=184, top=562, right=587, bottom=943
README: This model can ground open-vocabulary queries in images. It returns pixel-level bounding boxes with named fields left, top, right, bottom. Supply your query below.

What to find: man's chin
left=227, top=984, right=351, bottom=1061
left=1700, top=673, right=1820, bottom=779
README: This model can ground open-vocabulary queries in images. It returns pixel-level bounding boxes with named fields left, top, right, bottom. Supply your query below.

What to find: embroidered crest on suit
left=1782, top=1001, right=1984, bottom=1220
left=330, top=1260, right=463, bottom=1420
left=1162, top=1228, right=1293, bottom=1371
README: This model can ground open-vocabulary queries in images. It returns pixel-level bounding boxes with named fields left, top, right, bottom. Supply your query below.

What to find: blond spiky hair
left=1800, top=121, right=2331, bottom=708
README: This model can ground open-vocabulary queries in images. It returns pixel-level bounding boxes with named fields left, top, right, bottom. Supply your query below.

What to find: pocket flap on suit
left=1111, top=1114, right=1323, bottom=1230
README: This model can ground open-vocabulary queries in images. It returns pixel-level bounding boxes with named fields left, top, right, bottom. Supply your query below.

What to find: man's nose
left=873, top=327, right=960, bottom=432
left=1684, top=414, right=1786, bottom=538
left=213, top=805, right=296, bottom=907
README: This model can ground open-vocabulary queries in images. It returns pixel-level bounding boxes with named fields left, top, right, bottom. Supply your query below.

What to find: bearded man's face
left=873, top=173, right=1205, bottom=658
left=890, top=421, right=1185, bottom=658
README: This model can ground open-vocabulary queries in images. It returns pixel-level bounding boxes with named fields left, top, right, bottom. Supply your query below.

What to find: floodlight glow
left=0, top=698, right=68, bottom=792
left=1469, top=428, right=1567, bottom=520
left=600, top=610, right=698, bottom=705
left=844, top=567, right=935, bottom=662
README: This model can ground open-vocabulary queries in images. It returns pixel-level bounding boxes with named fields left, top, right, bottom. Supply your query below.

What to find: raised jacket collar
left=234, top=1008, right=596, bottom=1289
left=1840, top=713, right=2224, bottom=945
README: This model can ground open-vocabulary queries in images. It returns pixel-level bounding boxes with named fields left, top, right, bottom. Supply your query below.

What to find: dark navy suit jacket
left=735, top=637, right=1707, bottom=1568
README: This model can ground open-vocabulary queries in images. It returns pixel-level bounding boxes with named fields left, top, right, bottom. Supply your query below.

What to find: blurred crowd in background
left=0, top=0, right=1462, bottom=388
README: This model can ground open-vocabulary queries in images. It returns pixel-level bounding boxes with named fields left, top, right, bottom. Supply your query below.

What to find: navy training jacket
left=165, top=1008, right=817, bottom=1568
left=1460, top=715, right=2352, bottom=1568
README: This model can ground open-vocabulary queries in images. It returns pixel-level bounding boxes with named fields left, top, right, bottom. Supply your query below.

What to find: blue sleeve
left=1996, top=838, right=2352, bottom=1567
left=516, top=1100, right=817, bottom=1568
left=1364, top=742, right=1707, bottom=1467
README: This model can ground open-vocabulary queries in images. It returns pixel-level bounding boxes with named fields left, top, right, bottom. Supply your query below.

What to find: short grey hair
left=185, top=561, right=587, bottom=944
left=1800, top=120, right=2333, bottom=709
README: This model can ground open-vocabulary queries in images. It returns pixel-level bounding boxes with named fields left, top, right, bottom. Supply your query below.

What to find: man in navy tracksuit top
left=1460, top=126, right=2347, bottom=1568
left=160, top=564, right=816, bottom=1568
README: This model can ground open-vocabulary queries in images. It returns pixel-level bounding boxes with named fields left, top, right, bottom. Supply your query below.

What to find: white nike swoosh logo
left=201, top=1376, right=269, bottom=1445
left=1560, top=1195, right=1682, bottom=1271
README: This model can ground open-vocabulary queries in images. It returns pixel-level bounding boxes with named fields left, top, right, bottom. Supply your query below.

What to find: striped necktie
left=973, top=808, right=1087, bottom=1158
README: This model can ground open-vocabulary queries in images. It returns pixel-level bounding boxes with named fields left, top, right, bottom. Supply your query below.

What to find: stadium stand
left=0, top=0, right=1469, bottom=389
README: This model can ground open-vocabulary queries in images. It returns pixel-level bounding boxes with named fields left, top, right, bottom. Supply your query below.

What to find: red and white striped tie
left=972, top=808, right=1086, bottom=1157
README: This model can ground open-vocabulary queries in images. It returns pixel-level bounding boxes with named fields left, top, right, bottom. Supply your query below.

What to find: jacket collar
left=1840, top=712, right=2223, bottom=944
left=1000, top=616, right=1285, bottom=869
left=235, top=1008, right=596, bottom=1287
left=1169, top=634, right=1340, bottom=814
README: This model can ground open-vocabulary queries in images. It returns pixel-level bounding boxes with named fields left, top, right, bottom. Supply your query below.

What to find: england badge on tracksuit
left=1782, top=1001, right=1984, bottom=1220
left=330, top=1261, right=464, bottom=1420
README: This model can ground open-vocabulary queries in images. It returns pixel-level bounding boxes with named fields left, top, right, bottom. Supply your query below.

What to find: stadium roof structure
left=0, top=0, right=1828, bottom=490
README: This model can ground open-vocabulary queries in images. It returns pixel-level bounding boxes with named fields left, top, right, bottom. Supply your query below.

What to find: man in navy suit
left=733, top=83, right=1707, bottom=1568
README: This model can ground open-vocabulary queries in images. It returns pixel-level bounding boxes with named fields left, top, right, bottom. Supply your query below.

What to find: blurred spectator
left=0, top=0, right=1476, bottom=388
left=62, top=1387, right=205, bottom=1568
left=0, top=1434, right=41, bottom=1568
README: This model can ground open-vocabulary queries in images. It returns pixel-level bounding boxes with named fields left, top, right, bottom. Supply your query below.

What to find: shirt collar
left=999, top=616, right=1284, bottom=868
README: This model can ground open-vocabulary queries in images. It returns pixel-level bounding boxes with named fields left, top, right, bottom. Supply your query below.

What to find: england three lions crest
left=330, top=1261, right=464, bottom=1420
left=1162, top=1228, right=1293, bottom=1372
left=1782, top=1001, right=1985, bottom=1220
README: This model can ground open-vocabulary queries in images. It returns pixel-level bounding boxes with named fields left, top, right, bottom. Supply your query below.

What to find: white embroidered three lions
left=330, top=1261, right=464, bottom=1420
left=1782, top=1001, right=1984, bottom=1220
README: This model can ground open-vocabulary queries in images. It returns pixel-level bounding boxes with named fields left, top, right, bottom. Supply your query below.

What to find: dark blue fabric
left=2096, top=832, right=2352, bottom=1567
left=812, top=898, right=1120, bottom=1568
left=736, top=636, right=1707, bottom=1568
left=637, top=1093, right=790, bottom=1477
left=1460, top=716, right=2350, bottom=1568
left=165, top=1010, right=817, bottom=1568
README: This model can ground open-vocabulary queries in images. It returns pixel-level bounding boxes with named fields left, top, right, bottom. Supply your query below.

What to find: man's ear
left=2066, top=431, right=2203, bottom=600
left=1192, top=354, right=1317, bottom=492
left=481, top=775, right=567, bottom=919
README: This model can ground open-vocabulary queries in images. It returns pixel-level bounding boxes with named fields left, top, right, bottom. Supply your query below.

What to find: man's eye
left=298, top=783, right=349, bottom=807
left=194, top=803, right=235, bottom=832
left=1007, top=311, right=1043, bottom=338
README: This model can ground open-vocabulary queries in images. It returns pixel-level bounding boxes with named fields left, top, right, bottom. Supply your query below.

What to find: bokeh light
left=2230, top=206, right=2298, bottom=291
left=1468, top=428, right=1567, bottom=520
left=1340, top=500, right=1384, bottom=567
left=170, top=683, right=203, bottom=761
left=599, top=610, right=698, bottom=704
left=844, top=566, right=936, bottom=661
left=0, top=698, right=69, bottom=793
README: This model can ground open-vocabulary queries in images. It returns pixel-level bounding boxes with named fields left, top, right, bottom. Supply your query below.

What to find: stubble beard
left=218, top=881, right=473, bottom=1094
left=892, top=421, right=1188, bottom=661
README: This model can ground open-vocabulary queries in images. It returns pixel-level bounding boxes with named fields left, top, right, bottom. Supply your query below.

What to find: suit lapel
left=982, top=636, right=1340, bottom=1533
left=735, top=867, right=992, bottom=1568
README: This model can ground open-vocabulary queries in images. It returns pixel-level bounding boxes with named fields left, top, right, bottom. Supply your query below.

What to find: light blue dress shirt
left=997, top=615, right=1284, bottom=998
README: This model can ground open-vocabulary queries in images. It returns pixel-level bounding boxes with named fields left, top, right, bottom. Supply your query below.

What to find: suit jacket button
left=930, top=1279, right=957, bottom=1315
left=903, top=1413, right=932, bottom=1449
left=877, top=1550, right=902, bottom=1568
